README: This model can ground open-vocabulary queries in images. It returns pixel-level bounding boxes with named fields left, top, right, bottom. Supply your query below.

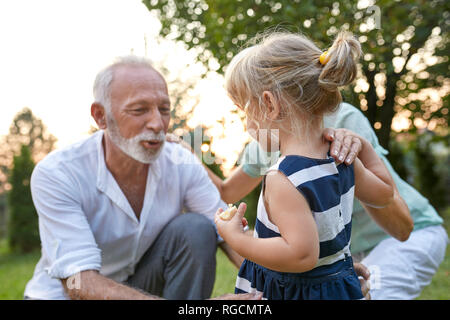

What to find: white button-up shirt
left=24, top=130, right=227, bottom=299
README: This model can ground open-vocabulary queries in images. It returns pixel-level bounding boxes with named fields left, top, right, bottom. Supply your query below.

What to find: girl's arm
left=215, top=171, right=319, bottom=273
left=353, top=137, right=413, bottom=240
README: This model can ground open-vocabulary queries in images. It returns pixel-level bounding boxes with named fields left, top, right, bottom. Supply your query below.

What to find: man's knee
left=166, top=213, right=217, bottom=256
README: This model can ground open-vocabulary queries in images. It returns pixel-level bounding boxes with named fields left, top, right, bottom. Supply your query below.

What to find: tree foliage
left=7, top=145, right=39, bottom=253
left=411, top=132, right=449, bottom=210
left=0, top=108, right=57, bottom=192
left=143, top=0, right=449, bottom=150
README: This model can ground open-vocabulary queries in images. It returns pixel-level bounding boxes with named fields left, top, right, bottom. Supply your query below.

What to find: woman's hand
left=166, top=133, right=194, bottom=153
left=323, top=128, right=363, bottom=165
left=214, top=203, right=248, bottom=243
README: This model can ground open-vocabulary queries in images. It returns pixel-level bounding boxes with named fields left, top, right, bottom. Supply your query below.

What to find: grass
left=211, top=249, right=239, bottom=298
left=0, top=239, right=40, bottom=300
left=1, top=209, right=449, bottom=300
left=414, top=206, right=450, bottom=300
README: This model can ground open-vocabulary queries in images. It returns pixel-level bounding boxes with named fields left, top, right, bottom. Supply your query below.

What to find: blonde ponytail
left=318, top=32, right=362, bottom=92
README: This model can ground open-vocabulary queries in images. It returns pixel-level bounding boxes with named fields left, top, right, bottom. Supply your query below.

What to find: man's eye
left=160, top=108, right=171, bottom=114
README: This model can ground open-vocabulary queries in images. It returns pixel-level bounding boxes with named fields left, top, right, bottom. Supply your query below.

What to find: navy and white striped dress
left=235, top=154, right=364, bottom=300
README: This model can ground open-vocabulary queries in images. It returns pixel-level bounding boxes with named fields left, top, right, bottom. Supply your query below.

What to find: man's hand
left=323, top=128, right=363, bottom=165
left=354, top=262, right=371, bottom=300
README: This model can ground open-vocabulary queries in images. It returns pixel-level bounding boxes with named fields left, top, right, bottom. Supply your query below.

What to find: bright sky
left=0, top=0, right=248, bottom=173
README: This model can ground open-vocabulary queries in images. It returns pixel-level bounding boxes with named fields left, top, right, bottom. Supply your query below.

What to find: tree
left=143, top=0, right=449, bottom=150
left=410, top=131, right=449, bottom=210
left=7, top=145, right=40, bottom=253
left=0, top=107, right=57, bottom=193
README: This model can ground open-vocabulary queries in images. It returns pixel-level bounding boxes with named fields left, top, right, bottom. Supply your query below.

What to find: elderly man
left=24, top=56, right=251, bottom=300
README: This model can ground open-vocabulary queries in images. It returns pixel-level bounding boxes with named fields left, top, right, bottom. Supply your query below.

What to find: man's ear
left=91, top=103, right=107, bottom=130
left=262, top=91, right=280, bottom=120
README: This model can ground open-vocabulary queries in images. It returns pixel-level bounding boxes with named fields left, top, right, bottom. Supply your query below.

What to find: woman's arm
left=205, top=164, right=262, bottom=204
left=360, top=169, right=413, bottom=241
left=215, top=172, right=319, bottom=273
left=166, top=134, right=262, bottom=204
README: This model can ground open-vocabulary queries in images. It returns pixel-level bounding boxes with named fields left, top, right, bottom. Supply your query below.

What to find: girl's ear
left=262, top=91, right=280, bottom=120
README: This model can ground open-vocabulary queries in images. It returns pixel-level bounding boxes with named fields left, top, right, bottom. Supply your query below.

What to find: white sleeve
left=31, top=164, right=102, bottom=279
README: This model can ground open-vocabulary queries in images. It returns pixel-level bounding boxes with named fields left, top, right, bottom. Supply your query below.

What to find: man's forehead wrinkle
left=110, top=74, right=168, bottom=108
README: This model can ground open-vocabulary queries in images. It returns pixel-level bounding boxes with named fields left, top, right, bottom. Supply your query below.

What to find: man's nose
left=145, top=108, right=164, bottom=133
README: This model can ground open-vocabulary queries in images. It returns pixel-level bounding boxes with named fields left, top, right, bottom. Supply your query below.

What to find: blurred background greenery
left=144, top=0, right=449, bottom=226
left=0, top=0, right=448, bottom=299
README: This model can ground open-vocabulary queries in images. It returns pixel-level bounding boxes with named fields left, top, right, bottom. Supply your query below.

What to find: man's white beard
left=105, top=112, right=165, bottom=164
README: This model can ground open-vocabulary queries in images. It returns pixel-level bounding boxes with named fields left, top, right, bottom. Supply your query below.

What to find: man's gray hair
left=93, top=55, right=155, bottom=111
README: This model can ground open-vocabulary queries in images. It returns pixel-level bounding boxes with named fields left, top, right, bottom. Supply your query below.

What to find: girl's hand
left=323, top=128, right=363, bottom=165
left=214, top=203, right=248, bottom=243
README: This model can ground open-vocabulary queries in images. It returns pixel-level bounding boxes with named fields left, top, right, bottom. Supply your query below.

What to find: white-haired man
left=23, top=56, right=254, bottom=300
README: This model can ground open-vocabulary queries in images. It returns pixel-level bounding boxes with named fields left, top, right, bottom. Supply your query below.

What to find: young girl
left=215, top=31, right=396, bottom=300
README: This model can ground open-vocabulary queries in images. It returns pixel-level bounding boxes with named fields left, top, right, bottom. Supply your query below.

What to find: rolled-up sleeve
left=31, top=164, right=101, bottom=279
left=241, top=140, right=281, bottom=178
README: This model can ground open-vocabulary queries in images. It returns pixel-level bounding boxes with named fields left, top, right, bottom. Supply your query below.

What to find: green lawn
left=212, top=249, right=239, bottom=298
left=414, top=207, right=450, bottom=300
left=1, top=209, right=449, bottom=299
left=0, top=239, right=40, bottom=300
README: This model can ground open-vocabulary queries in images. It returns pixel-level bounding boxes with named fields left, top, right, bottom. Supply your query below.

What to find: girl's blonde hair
left=224, top=30, right=362, bottom=135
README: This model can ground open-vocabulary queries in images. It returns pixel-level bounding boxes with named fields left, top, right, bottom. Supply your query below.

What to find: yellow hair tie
left=319, top=50, right=330, bottom=65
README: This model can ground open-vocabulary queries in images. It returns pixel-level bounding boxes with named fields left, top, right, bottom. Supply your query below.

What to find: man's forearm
left=62, top=270, right=162, bottom=300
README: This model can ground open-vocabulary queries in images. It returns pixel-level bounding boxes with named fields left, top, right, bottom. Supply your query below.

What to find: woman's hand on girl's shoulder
left=323, top=128, right=364, bottom=165
left=165, top=133, right=194, bottom=153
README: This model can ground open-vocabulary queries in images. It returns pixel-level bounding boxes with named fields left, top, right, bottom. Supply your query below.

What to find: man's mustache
left=133, top=131, right=166, bottom=142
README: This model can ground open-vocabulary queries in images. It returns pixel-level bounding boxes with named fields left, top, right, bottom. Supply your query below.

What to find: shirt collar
left=95, top=130, right=162, bottom=223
